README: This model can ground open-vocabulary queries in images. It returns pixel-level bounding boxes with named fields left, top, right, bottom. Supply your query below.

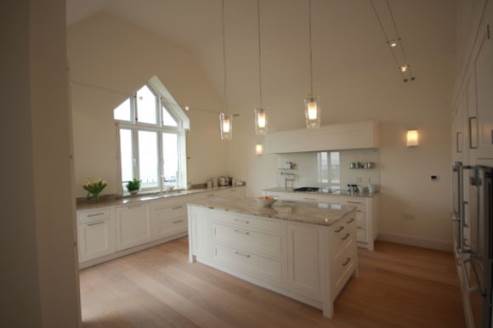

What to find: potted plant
left=83, top=178, right=107, bottom=201
left=126, top=178, right=141, bottom=196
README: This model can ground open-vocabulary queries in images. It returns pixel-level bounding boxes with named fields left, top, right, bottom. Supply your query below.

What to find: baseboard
left=377, top=233, right=453, bottom=252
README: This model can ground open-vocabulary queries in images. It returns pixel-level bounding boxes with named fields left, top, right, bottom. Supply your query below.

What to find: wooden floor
left=80, top=238, right=465, bottom=328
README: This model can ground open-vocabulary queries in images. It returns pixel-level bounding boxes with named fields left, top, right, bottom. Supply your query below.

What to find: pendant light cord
left=257, top=0, right=263, bottom=107
left=221, top=0, right=228, bottom=111
left=308, top=0, right=314, bottom=96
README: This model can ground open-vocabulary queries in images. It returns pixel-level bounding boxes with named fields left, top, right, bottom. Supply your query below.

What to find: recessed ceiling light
left=400, top=65, right=409, bottom=73
left=389, top=40, right=398, bottom=48
left=184, top=106, right=190, bottom=111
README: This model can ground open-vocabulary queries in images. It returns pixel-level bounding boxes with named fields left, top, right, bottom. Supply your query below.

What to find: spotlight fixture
left=389, top=40, right=398, bottom=48
left=400, top=65, right=409, bottom=73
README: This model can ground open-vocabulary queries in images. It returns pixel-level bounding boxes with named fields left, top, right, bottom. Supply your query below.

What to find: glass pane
left=114, top=99, right=131, bottom=121
left=119, top=129, right=133, bottom=186
left=317, top=151, right=341, bottom=190
left=162, top=106, right=178, bottom=127
left=138, top=130, right=159, bottom=189
left=136, top=85, right=157, bottom=124
left=162, top=133, right=179, bottom=188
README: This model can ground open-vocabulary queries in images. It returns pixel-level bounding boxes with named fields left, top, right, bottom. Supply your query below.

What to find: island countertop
left=188, top=197, right=356, bottom=227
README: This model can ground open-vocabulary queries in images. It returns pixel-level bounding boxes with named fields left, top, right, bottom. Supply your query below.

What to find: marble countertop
left=188, top=197, right=356, bottom=227
left=263, top=187, right=377, bottom=198
left=76, top=186, right=242, bottom=210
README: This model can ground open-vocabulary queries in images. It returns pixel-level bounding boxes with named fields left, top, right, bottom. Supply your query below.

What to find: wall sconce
left=219, top=112, right=233, bottom=140
left=406, top=130, right=419, bottom=147
left=255, top=144, right=263, bottom=155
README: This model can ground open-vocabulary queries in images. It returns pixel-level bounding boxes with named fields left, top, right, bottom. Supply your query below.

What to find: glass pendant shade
left=254, top=108, right=268, bottom=135
left=219, top=112, right=233, bottom=140
left=304, top=97, right=321, bottom=129
left=255, top=144, right=263, bottom=155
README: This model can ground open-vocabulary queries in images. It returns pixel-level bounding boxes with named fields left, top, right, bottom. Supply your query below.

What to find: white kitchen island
left=187, top=197, right=358, bottom=318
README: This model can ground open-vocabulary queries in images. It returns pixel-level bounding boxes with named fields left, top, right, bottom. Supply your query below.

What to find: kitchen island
left=187, top=197, right=358, bottom=318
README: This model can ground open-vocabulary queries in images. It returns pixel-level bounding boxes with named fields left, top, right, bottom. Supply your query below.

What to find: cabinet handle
left=172, top=205, right=184, bottom=210
left=87, top=220, right=104, bottom=226
left=347, top=201, right=362, bottom=205
left=127, top=204, right=142, bottom=209
left=172, top=219, right=184, bottom=224
left=334, top=226, right=344, bottom=233
left=468, top=117, right=478, bottom=149
left=456, top=131, right=463, bottom=153
left=356, top=210, right=363, bottom=213
left=342, top=258, right=351, bottom=267
left=234, top=218, right=250, bottom=224
left=303, top=197, right=317, bottom=201
left=234, top=250, right=251, bottom=258
left=346, top=218, right=355, bottom=224
left=234, top=229, right=250, bottom=235
left=87, top=212, right=105, bottom=217
left=341, top=233, right=350, bottom=241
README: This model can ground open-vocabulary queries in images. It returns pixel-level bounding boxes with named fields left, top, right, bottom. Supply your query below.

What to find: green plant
left=126, top=178, right=141, bottom=193
left=83, top=178, right=107, bottom=200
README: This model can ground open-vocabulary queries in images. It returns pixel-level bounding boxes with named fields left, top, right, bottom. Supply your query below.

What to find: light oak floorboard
left=80, top=238, right=465, bottom=328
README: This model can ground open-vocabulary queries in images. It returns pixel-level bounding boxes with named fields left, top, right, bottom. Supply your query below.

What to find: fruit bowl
left=255, top=196, right=276, bottom=208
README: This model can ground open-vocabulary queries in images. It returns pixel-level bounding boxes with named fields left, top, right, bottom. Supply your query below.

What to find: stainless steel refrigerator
left=454, top=163, right=493, bottom=328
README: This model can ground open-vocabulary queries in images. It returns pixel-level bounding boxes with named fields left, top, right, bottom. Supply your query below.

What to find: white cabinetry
left=263, top=190, right=378, bottom=250
left=188, top=204, right=358, bottom=318
left=149, top=200, right=187, bottom=241
left=77, top=208, right=115, bottom=263
left=116, top=204, right=150, bottom=251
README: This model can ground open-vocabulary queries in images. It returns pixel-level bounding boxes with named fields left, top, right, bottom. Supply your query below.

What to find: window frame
left=114, top=83, right=187, bottom=194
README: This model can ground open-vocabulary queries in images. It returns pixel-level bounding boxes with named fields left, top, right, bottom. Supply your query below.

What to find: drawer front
left=331, top=214, right=357, bottom=252
left=213, top=224, right=281, bottom=259
left=332, top=242, right=357, bottom=293
left=212, top=210, right=281, bottom=235
left=212, top=244, right=282, bottom=281
left=79, top=208, right=111, bottom=223
left=150, top=205, right=187, bottom=239
left=345, top=200, right=367, bottom=212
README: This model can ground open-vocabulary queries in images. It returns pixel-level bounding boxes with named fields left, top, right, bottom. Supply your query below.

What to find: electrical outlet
left=403, top=213, right=415, bottom=221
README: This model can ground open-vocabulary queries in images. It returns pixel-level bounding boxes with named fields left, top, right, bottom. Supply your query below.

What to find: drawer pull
left=172, top=205, right=184, bottom=210
left=234, top=229, right=250, bottom=235
left=342, top=258, right=351, bottom=267
left=346, top=218, right=355, bottom=224
left=341, top=233, right=350, bottom=241
left=234, top=218, right=250, bottom=225
left=234, top=251, right=251, bottom=258
left=87, top=220, right=104, bottom=227
left=347, top=201, right=362, bottom=204
left=172, top=219, right=184, bottom=224
left=335, top=226, right=344, bottom=233
left=87, top=212, right=105, bottom=217
left=356, top=210, right=363, bottom=213
left=304, top=197, right=317, bottom=201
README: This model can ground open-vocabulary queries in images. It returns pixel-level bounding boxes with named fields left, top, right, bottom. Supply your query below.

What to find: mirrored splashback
left=276, top=149, right=380, bottom=191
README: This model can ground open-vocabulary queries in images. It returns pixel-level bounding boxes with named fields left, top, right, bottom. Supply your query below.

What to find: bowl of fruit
left=255, top=196, right=276, bottom=208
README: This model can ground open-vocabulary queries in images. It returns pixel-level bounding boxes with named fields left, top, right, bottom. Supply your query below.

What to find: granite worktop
left=263, top=187, right=378, bottom=198
left=76, top=186, right=243, bottom=211
left=188, top=197, right=356, bottom=227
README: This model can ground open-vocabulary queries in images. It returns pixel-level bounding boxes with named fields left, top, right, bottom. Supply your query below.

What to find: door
left=117, top=204, right=150, bottom=250
left=474, top=23, right=493, bottom=158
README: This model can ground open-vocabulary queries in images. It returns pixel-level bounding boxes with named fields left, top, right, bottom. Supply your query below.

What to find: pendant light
left=304, top=0, right=321, bottom=129
left=219, top=0, right=232, bottom=140
left=254, top=0, right=268, bottom=135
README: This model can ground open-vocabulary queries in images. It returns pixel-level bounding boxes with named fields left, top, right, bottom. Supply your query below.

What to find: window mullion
left=132, top=127, right=139, bottom=182
left=157, top=131, right=164, bottom=192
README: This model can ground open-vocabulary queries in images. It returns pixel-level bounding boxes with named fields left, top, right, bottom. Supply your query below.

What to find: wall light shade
left=406, top=130, right=419, bottom=147
left=255, top=144, right=263, bottom=155
left=304, top=97, right=321, bottom=129
left=219, top=112, right=233, bottom=140
left=254, top=108, right=268, bottom=135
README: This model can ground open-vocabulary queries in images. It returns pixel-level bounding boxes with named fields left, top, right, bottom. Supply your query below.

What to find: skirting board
left=377, top=233, right=453, bottom=252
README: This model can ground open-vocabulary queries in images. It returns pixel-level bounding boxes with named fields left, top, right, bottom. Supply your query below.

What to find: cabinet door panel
left=78, top=217, right=115, bottom=262
left=150, top=203, right=187, bottom=240
left=117, top=205, right=150, bottom=250
left=286, top=223, right=320, bottom=299
left=475, top=24, right=493, bottom=156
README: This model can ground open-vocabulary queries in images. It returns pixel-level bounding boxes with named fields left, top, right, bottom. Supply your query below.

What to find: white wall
left=1, top=0, right=80, bottom=327
left=219, top=0, right=456, bottom=250
left=68, top=13, right=228, bottom=197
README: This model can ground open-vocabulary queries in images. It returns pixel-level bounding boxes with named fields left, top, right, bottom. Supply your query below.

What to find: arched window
left=114, top=78, right=188, bottom=193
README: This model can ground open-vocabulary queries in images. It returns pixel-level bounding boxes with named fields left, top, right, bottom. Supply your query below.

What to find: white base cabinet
left=188, top=205, right=358, bottom=318
left=77, top=187, right=246, bottom=268
left=264, top=190, right=378, bottom=250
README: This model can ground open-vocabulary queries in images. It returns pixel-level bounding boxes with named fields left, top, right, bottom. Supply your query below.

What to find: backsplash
left=276, top=149, right=380, bottom=192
